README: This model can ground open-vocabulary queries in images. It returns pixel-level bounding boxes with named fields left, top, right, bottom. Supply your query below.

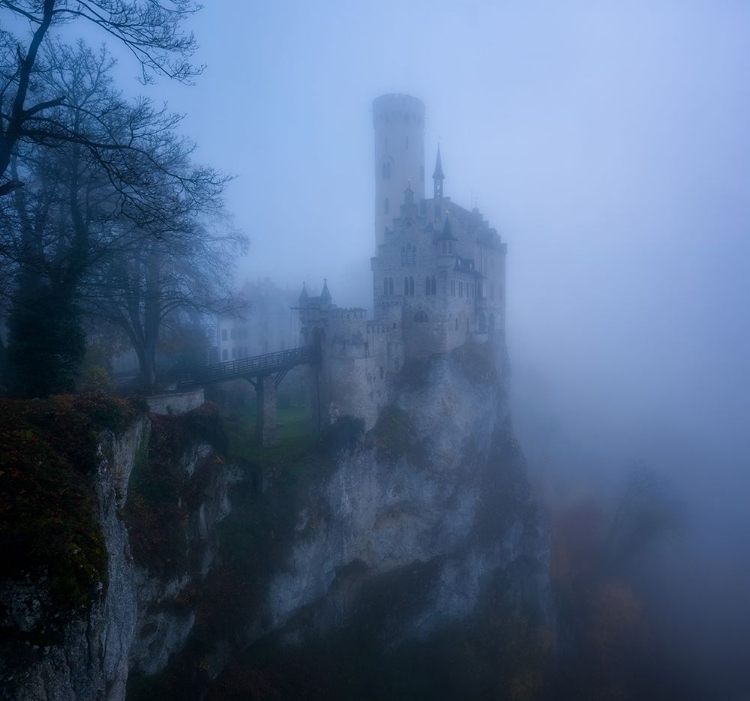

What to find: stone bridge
left=172, top=345, right=317, bottom=446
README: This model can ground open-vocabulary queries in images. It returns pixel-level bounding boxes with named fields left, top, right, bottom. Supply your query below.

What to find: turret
left=321, top=278, right=331, bottom=306
left=372, top=94, right=425, bottom=250
left=433, top=145, right=444, bottom=218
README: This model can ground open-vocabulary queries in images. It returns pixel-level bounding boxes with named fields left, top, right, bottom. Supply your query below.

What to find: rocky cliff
left=0, top=398, right=234, bottom=701
left=0, top=342, right=551, bottom=700
left=264, top=341, right=550, bottom=644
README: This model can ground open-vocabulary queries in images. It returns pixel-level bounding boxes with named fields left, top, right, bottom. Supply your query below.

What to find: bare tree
left=88, top=208, right=246, bottom=388
left=1, top=40, right=242, bottom=396
left=0, top=0, right=202, bottom=195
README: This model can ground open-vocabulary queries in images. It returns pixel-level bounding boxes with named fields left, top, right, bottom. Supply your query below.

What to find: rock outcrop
left=1, top=342, right=551, bottom=700
left=0, top=404, right=234, bottom=701
left=265, top=342, right=550, bottom=647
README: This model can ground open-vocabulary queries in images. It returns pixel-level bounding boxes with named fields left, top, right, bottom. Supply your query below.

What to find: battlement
left=372, top=94, right=425, bottom=125
left=328, top=307, right=367, bottom=320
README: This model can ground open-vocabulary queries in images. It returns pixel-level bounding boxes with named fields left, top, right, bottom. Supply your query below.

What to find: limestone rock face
left=267, top=342, right=550, bottom=643
left=0, top=415, right=233, bottom=701
left=0, top=419, right=146, bottom=701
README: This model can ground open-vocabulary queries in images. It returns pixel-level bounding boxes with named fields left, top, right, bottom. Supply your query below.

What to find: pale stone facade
left=299, top=94, right=507, bottom=430
left=216, top=278, right=300, bottom=362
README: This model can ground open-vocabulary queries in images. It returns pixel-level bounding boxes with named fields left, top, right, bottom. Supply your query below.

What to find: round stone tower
left=372, top=94, right=425, bottom=250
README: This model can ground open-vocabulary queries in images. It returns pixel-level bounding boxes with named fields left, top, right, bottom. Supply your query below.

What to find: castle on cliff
left=299, top=94, right=507, bottom=430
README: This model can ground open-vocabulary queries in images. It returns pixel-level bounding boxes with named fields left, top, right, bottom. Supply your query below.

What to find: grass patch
left=222, top=403, right=314, bottom=468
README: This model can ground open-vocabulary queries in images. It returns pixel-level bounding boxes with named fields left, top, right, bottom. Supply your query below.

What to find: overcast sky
left=116, top=1, right=750, bottom=520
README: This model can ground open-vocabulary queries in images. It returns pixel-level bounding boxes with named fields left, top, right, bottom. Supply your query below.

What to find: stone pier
left=255, top=374, right=280, bottom=447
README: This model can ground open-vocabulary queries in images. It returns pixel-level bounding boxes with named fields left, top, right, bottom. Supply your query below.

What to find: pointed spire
left=321, top=278, right=331, bottom=301
left=432, top=144, right=445, bottom=181
left=299, top=281, right=309, bottom=302
left=433, top=145, right=444, bottom=210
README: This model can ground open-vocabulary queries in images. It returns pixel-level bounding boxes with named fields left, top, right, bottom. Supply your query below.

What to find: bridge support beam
left=255, top=375, right=280, bottom=447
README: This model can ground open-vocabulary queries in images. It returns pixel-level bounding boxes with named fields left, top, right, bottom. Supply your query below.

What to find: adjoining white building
left=215, top=278, right=300, bottom=362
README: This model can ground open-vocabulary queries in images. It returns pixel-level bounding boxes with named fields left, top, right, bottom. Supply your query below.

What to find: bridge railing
left=171, top=345, right=314, bottom=388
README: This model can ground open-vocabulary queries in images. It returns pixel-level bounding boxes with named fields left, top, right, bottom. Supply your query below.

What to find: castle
left=299, top=94, right=507, bottom=430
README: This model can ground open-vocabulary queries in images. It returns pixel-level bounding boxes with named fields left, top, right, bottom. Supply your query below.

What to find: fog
left=67, top=0, right=750, bottom=695
left=149, top=3, right=750, bottom=516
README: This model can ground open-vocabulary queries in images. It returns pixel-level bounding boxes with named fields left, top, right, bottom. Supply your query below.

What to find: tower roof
left=435, top=215, right=457, bottom=241
left=299, top=282, right=309, bottom=302
left=432, top=145, right=445, bottom=181
left=321, top=278, right=331, bottom=301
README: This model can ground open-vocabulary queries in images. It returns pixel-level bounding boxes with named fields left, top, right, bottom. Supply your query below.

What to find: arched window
left=384, top=198, right=389, bottom=214
left=411, top=246, right=417, bottom=265
left=404, top=277, right=409, bottom=296
left=489, top=313, right=495, bottom=336
left=382, top=160, right=391, bottom=179
left=388, top=277, right=394, bottom=296
left=414, top=311, right=428, bottom=323
left=409, top=277, right=414, bottom=296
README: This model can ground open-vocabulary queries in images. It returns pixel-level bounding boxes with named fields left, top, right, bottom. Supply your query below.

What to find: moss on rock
left=0, top=394, right=145, bottom=624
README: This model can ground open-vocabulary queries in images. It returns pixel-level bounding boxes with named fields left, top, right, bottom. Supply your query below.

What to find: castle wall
left=303, top=308, right=390, bottom=431
left=300, top=94, right=510, bottom=432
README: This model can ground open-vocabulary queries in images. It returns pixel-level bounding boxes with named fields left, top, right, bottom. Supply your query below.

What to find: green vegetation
left=222, top=402, right=313, bottom=468
left=122, top=402, right=227, bottom=577
left=208, top=561, right=551, bottom=701
left=369, top=404, right=429, bottom=469
left=0, top=394, right=145, bottom=628
left=126, top=394, right=364, bottom=701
